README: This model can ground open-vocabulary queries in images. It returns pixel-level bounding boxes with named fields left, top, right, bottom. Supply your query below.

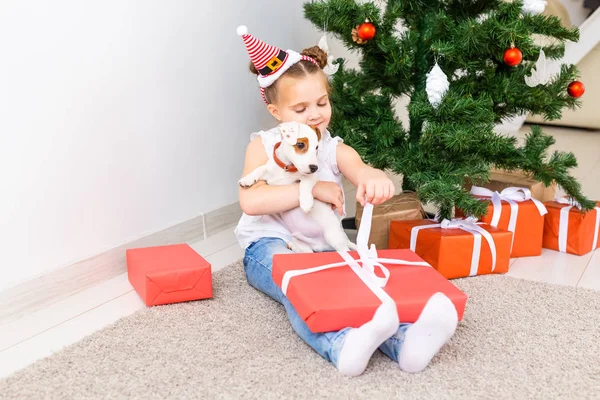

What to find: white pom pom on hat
left=236, top=24, right=298, bottom=89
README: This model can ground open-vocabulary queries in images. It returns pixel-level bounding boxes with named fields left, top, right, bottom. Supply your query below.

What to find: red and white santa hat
left=237, top=25, right=319, bottom=102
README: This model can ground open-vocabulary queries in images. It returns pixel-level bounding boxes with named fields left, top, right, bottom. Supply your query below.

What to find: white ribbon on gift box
left=409, top=217, right=497, bottom=277
left=470, top=186, right=548, bottom=250
left=554, top=197, right=600, bottom=253
left=280, top=202, right=431, bottom=308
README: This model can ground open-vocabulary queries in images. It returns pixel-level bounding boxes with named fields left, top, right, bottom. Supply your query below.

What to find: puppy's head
left=279, top=122, right=322, bottom=175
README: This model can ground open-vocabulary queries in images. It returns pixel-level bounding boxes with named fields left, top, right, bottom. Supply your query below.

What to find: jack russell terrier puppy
left=238, top=122, right=357, bottom=253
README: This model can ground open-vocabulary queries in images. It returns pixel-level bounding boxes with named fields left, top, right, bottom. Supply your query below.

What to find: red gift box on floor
left=126, top=243, right=212, bottom=306
left=388, top=218, right=513, bottom=280
left=458, top=186, right=548, bottom=257
left=271, top=204, right=468, bottom=334
left=542, top=198, right=600, bottom=256
left=272, top=249, right=467, bottom=333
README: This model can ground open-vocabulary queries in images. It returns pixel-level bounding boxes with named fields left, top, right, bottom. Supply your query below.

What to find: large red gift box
left=272, top=249, right=467, bottom=334
left=126, top=243, right=212, bottom=306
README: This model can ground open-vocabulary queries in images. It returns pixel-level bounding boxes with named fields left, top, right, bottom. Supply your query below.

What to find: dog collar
left=273, top=141, right=298, bottom=172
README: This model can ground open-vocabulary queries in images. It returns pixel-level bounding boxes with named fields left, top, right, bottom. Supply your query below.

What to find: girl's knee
left=243, top=237, right=291, bottom=302
left=244, top=237, right=291, bottom=272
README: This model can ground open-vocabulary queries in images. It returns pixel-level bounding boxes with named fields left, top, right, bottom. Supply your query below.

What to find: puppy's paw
left=323, top=227, right=355, bottom=253
left=238, top=176, right=256, bottom=188
left=299, top=194, right=314, bottom=213
left=287, top=240, right=314, bottom=253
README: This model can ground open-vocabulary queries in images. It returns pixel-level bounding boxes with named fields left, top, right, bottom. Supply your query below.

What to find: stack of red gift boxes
left=271, top=179, right=600, bottom=334
left=119, top=174, right=597, bottom=339
left=384, top=186, right=599, bottom=285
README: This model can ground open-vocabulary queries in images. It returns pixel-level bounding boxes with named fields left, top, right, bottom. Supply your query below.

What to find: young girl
left=235, top=26, right=459, bottom=377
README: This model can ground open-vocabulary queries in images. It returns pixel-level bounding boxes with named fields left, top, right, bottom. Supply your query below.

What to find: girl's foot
left=337, top=300, right=399, bottom=377
left=398, top=292, right=458, bottom=373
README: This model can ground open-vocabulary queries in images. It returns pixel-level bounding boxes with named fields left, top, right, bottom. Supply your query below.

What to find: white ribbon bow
left=410, top=216, right=497, bottom=277
left=554, top=196, right=583, bottom=210
left=554, top=197, right=600, bottom=253
left=280, top=202, right=431, bottom=308
left=470, top=186, right=548, bottom=251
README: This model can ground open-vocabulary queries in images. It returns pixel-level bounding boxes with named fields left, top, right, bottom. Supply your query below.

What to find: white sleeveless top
left=234, top=126, right=346, bottom=249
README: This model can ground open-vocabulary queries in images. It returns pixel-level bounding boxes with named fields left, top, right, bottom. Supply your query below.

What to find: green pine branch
left=304, top=0, right=594, bottom=219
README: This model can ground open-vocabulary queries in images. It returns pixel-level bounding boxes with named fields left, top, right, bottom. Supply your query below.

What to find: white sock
left=398, top=292, right=458, bottom=373
left=336, top=300, right=399, bottom=377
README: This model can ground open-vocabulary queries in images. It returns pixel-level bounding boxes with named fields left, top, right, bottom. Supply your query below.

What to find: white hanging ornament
left=521, top=0, right=547, bottom=16
left=318, top=34, right=329, bottom=53
left=426, top=62, right=449, bottom=108
left=525, top=49, right=560, bottom=87
left=318, top=34, right=339, bottom=77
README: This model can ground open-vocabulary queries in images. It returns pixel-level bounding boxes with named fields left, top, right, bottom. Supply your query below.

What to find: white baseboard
left=0, top=202, right=242, bottom=325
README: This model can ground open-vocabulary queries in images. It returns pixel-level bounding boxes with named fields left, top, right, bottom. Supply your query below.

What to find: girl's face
left=267, top=72, right=332, bottom=134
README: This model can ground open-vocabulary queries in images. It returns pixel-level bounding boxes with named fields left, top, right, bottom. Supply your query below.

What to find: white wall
left=0, top=0, right=332, bottom=291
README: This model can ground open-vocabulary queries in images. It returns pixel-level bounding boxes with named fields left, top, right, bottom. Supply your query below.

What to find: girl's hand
left=356, top=169, right=395, bottom=206
left=312, top=181, right=344, bottom=214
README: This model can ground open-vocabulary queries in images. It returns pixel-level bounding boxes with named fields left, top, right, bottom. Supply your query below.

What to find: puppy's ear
left=279, top=122, right=299, bottom=145
left=310, top=125, right=322, bottom=141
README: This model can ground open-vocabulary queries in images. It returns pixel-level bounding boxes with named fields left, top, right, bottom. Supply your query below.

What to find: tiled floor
left=1, top=123, right=599, bottom=380
left=0, top=228, right=244, bottom=379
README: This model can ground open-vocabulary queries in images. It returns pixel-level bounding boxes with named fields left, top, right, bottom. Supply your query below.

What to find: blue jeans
left=243, top=237, right=412, bottom=368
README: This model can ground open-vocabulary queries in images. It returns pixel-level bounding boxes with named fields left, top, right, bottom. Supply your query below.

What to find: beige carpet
left=2, top=261, right=600, bottom=399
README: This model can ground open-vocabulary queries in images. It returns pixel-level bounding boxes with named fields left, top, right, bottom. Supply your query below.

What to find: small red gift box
left=542, top=199, right=600, bottom=256
left=126, top=243, right=212, bottom=306
left=457, top=186, right=548, bottom=258
left=272, top=248, right=468, bottom=334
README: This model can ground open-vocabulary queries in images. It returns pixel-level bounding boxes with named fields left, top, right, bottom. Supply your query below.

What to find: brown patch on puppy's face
left=310, top=125, right=322, bottom=142
left=280, top=122, right=321, bottom=175
left=294, top=138, right=309, bottom=154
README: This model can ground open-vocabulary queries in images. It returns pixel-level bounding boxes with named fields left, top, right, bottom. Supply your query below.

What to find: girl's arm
left=239, top=138, right=344, bottom=216
left=336, top=143, right=395, bottom=206
left=238, top=138, right=301, bottom=215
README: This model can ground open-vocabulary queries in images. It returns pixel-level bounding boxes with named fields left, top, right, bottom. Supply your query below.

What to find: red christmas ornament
left=567, top=81, right=585, bottom=98
left=357, top=20, right=376, bottom=41
left=503, top=46, right=523, bottom=67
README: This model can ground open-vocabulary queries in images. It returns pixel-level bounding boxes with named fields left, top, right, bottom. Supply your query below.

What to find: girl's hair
left=249, top=46, right=329, bottom=104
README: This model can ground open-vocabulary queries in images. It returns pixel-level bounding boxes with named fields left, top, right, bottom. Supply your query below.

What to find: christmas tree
left=304, top=0, right=594, bottom=220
